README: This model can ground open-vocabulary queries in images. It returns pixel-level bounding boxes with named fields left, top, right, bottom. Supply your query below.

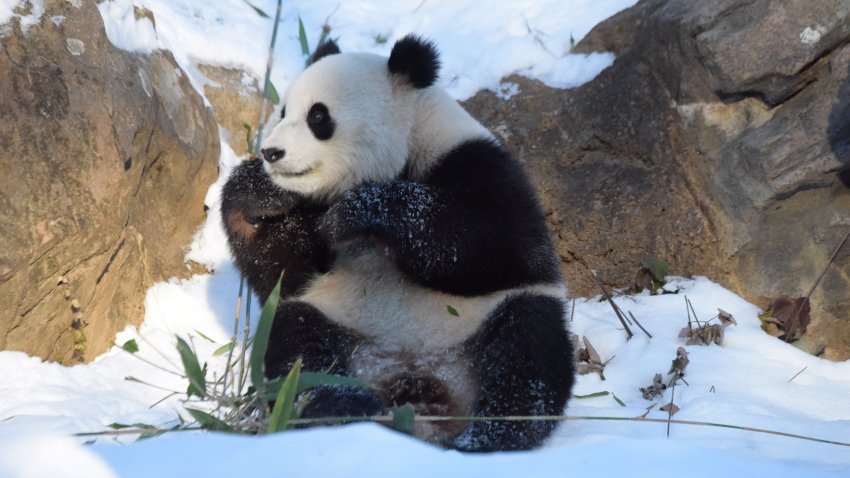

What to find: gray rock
left=464, top=0, right=850, bottom=359
left=0, top=0, right=219, bottom=362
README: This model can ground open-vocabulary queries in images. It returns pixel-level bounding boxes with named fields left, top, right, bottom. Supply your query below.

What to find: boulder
left=0, top=0, right=219, bottom=363
left=464, top=0, right=850, bottom=359
left=196, top=64, right=270, bottom=157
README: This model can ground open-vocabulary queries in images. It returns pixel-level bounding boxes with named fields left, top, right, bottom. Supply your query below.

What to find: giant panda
left=221, top=35, right=574, bottom=452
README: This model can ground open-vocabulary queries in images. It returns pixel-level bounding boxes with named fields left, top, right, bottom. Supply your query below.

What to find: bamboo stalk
left=73, top=415, right=850, bottom=447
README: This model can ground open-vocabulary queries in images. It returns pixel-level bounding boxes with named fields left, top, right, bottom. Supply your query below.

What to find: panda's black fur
left=221, top=35, right=574, bottom=452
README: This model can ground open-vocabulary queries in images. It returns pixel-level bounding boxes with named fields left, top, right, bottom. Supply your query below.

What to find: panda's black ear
left=388, top=34, right=440, bottom=88
left=307, top=40, right=341, bottom=66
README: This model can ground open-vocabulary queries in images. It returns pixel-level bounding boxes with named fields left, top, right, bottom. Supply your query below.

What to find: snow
left=0, top=0, right=44, bottom=33
left=2, top=0, right=850, bottom=476
left=88, top=0, right=629, bottom=100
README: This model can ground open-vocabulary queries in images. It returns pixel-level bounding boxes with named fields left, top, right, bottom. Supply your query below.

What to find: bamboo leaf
left=121, top=339, right=138, bottom=354
left=298, top=16, right=310, bottom=56
left=250, top=273, right=283, bottom=392
left=186, top=408, right=233, bottom=432
left=266, top=79, right=280, bottom=105
left=612, top=392, right=626, bottom=407
left=107, top=422, right=155, bottom=430
left=297, top=372, right=369, bottom=394
left=641, top=255, right=668, bottom=282
left=194, top=329, right=216, bottom=343
left=213, top=341, right=235, bottom=356
left=573, top=391, right=610, bottom=399
left=391, top=403, right=415, bottom=435
left=242, top=122, right=255, bottom=156
left=446, top=305, right=459, bottom=317
left=176, top=336, right=206, bottom=399
left=269, top=359, right=301, bottom=433
left=242, top=0, right=269, bottom=18
left=265, top=371, right=371, bottom=398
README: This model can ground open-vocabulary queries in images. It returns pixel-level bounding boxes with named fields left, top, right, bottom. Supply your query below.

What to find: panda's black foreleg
left=319, top=180, right=560, bottom=296
left=221, top=159, right=332, bottom=301
left=451, top=293, right=575, bottom=452
left=264, top=300, right=384, bottom=418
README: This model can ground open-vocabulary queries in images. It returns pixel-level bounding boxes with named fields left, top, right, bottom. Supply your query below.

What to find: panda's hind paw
left=300, top=384, right=384, bottom=420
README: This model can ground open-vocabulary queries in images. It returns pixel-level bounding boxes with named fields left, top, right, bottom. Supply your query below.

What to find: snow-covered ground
left=2, top=0, right=850, bottom=477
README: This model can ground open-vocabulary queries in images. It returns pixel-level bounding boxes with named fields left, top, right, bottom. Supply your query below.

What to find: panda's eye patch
left=306, top=102, right=335, bottom=140
left=280, top=105, right=286, bottom=119
left=307, top=103, right=329, bottom=125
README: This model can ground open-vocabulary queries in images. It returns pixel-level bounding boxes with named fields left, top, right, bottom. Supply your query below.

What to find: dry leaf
left=768, top=296, right=811, bottom=342
left=573, top=335, right=610, bottom=380
left=679, top=309, right=737, bottom=346
left=660, top=402, right=680, bottom=416
left=583, top=336, right=602, bottom=364
left=640, top=373, right=667, bottom=400
left=577, top=362, right=606, bottom=380
left=668, top=347, right=689, bottom=377
left=717, top=309, right=737, bottom=327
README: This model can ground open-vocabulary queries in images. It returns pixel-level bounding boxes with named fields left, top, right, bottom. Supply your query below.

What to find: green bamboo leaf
left=269, top=359, right=301, bottom=433
left=297, top=372, right=370, bottom=394
left=446, top=305, right=459, bottom=317
left=266, top=79, right=280, bottom=105
left=194, top=329, right=216, bottom=343
left=298, top=16, right=310, bottom=56
left=265, top=372, right=371, bottom=398
left=250, top=273, right=284, bottom=392
left=391, top=403, right=415, bottom=435
left=641, top=255, right=668, bottom=282
left=213, top=341, right=235, bottom=356
left=186, top=408, right=233, bottom=432
left=176, top=336, right=206, bottom=399
left=242, top=0, right=269, bottom=18
left=121, top=339, right=138, bottom=354
left=612, top=392, right=626, bottom=407
left=242, top=122, right=255, bottom=156
left=107, top=422, right=155, bottom=430
left=574, top=391, right=610, bottom=399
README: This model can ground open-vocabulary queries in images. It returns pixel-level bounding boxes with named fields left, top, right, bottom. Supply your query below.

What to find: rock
left=464, top=0, right=850, bottom=359
left=0, top=0, right=219, bottom=363
left=197, top=64, right=271, bottom=157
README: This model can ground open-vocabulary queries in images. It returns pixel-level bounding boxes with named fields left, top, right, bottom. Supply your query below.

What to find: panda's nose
left=261, top=147, right=285, bottom=163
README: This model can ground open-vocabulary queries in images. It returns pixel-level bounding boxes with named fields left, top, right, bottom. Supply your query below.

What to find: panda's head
left=260, top=34, right=491, bottom=201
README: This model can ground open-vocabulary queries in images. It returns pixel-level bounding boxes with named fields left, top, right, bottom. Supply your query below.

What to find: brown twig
left=569, top=298, right=576, bottom=323
left=628, top=311, right=653, bottom=338
left=685, top=296, right=702, bottom=327
left=667, top=379, right=676, bottom=438
left=587, top=268, right=634, bottom=339
left=779, top=226, right=849, bottom=342
left=805, top=227, right=850, bottom=301
left=788, top=366, right=807, bottom=383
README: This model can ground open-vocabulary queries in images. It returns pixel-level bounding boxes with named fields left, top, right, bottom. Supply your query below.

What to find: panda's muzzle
left=261, top=147, right=286, bottom=163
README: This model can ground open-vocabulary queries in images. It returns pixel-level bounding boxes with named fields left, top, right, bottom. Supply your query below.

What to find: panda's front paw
left=221, top=160, right=302, bottom=239
left=318, top=186, right=383, bottom=246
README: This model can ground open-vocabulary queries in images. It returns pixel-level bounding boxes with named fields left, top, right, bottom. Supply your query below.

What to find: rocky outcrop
left=464, top=0, right=850, bottom=359
left=196, top=64, right=270, bottom=157
left=0, top=0, right=219, bottom=363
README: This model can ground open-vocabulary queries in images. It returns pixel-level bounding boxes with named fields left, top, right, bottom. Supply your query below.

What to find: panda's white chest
left=297, top=246, right=502, bottom=351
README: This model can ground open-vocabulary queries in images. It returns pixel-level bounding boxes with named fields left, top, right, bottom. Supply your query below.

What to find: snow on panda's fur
left=221, top=35, right=574, bottom=452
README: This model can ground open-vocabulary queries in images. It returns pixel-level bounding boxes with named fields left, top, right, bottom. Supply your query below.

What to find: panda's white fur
left=262, top=53, right=493, bottom=201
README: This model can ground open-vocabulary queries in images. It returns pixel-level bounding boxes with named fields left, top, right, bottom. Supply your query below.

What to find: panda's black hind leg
left=300, top=384, right=383, bottom=419
left=451, top=293, right=574, bottom=452
left=265, top=300, right=384, bottom=418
